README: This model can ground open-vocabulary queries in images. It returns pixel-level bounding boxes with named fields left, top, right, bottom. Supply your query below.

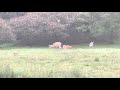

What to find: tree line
left=0, top=12, right=120, bottom=46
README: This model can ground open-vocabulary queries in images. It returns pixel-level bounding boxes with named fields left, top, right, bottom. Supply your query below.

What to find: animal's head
left=90, top=41, right=94, bottom=44
left=49, top=45, right=53, bottom=48
left=63, top=45, right=65, bottom=47
left=49, top=45, right=51, bottom=48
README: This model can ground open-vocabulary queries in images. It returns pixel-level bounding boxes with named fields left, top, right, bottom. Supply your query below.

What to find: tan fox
left=13, top=52, right=18, bottom=56
left=63, top=45, right=72, bottom=49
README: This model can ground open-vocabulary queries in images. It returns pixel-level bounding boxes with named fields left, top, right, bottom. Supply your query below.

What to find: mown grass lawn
left=0, top=44, right=120, bottom=78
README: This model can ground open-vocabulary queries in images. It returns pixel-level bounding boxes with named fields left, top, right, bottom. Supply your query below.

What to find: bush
left=0, top=18, right=16, bottom=44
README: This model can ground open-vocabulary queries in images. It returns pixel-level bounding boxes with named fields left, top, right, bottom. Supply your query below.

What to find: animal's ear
left=49, top=45, right=51, bottom=48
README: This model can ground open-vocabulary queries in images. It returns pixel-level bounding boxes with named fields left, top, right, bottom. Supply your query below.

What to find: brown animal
left=49, top=42, right=62, bottom=48
left=63, top=45, right=72, bottom=49
left=13, top=52, right=18, bottom=56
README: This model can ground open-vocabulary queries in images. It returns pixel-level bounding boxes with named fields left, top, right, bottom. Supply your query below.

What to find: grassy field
left=0, top=44, right=120, bottom=78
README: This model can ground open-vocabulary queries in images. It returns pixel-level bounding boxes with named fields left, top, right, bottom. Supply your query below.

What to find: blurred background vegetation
left=0, top=12, right=120, bottom=46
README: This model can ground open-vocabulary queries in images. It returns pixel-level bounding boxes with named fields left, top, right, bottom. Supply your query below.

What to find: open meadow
left=1, top=12, right=120, bottom=78
left=0, top=44, right=120, bottom=78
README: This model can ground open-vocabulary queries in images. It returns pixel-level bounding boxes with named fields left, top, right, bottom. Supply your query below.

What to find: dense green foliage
left=0, top=12, right=120, bottom=46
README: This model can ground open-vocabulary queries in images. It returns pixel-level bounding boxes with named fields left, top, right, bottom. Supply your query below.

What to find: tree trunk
left=109, top=30, right=114, bottom=44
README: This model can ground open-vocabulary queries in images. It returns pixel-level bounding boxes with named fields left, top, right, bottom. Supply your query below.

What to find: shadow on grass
left=0, top=65, right=27, bottom=78
left=47, top=69, right=87, bottom=78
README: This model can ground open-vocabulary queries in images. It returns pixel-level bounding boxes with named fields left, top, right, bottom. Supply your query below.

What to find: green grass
left=0, top=44, right=120, bottom=78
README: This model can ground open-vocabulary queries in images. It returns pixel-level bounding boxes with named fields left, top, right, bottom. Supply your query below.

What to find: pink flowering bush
left=8, top=12, right=67, bottom=45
